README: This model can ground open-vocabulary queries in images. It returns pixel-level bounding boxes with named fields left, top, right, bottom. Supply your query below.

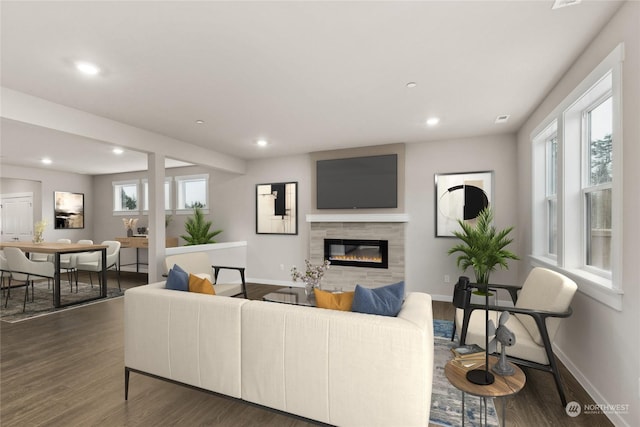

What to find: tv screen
left=316, top=154, right=397, bottom=209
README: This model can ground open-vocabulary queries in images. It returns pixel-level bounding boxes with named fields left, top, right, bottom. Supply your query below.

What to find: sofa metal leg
left=125, top=367, right=130, bottom=400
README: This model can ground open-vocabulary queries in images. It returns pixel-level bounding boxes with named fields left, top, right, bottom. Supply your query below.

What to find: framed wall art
left=434, top=171, right=493, bottom=237
left=256, top=182, right=298, bottom=235
left=54, top=191, right=85, bottom=229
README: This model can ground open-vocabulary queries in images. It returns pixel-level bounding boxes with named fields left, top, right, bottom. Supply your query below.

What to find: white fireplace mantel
left=306, top=213, right=409, bottom=223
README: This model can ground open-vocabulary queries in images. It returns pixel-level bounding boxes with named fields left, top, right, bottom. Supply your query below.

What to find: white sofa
left=124, top=282, right=434, bottom=426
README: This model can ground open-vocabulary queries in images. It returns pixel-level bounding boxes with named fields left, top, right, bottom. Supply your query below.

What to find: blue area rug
left=433, top=319, right=454, bottom=339
left=430, top=320, right=499, bottom=427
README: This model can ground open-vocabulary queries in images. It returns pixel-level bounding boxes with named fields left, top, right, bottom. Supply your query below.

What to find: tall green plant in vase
left=448, top=207, right=519, bottom=295
left=181, top=207, right=222, bottom=245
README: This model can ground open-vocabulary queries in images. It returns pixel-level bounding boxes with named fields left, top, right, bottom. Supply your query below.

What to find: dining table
left=0, top=241, right=109, bottom=308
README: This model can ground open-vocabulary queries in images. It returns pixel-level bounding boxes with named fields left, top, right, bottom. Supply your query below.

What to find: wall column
left=148, top=153, right=165, bottom=282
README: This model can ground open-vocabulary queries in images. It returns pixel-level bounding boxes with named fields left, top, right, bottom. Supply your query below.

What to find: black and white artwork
left=256, top=182, right=298, bottom=235
left=434, top=171, right=493, bottom=237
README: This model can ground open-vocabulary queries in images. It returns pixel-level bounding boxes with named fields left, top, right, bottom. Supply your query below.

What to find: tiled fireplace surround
left=307, top=214, right=408, bottom=290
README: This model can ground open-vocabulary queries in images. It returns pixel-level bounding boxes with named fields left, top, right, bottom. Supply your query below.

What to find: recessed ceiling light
left=256, top=139, right=268, bottom=147
left=495, top=115, right=510, bottom=124
left=195, top=120, right=205, bottom=124
left=406, top=82, right=417, bottom=88
left=426, top=117, right=440, bottom=127
left=41, top=158, right=52, bottom=165
left=112, top=148, right=124, bottom=155
left=75, top=61, right=100, bottom=75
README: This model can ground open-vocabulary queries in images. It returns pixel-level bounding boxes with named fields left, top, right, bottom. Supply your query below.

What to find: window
left=546, top=131, right=558, bottom=257
left=113, top=180, right=139, bottom=214
left=531, top=44, right=622, bottom=310
left=584, top=96, right=612, bottom=272
left=142, top=178, right=172, bottom=212
left=176, top=174, right=209, bottom=212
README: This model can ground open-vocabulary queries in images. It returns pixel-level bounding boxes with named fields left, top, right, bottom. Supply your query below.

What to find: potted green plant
left=447, top=207, right=519, bottom=295
left=180, top=207, right=222, bottom=245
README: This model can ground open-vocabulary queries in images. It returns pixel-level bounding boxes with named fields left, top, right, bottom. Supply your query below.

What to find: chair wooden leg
left=549, top=354, right=568, bottom=407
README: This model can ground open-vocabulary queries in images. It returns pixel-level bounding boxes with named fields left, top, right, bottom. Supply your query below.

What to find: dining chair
left=0, top=250, right=9, bottom=297
left=4, top=247, right=55, bottom=311
left=75, top=240, right=121, bottom=290
left=46, top=239, right=75, bottom=291
left=59, top=239, right=94, bottom=292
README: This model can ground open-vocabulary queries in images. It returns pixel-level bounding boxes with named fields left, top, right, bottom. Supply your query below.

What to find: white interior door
left=1, top=194, right=34, bottom=242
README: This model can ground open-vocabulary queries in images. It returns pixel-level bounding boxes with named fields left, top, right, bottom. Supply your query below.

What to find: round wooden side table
left=445, top=356, right=526, bottom=426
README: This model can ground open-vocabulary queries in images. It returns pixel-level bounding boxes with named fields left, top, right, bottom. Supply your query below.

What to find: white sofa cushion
left=124, top=282, right=248, bottom=398
left=241, top=292, right=433, bottom=427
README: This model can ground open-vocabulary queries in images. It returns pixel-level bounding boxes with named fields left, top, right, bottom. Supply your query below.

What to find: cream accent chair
left=454, top=267, right=577, bottom=407
left=76, top=240, right=121, bottom=290
left=4, top=247, right=55, bottom=311
left=164, top=252, right=247, bottom=298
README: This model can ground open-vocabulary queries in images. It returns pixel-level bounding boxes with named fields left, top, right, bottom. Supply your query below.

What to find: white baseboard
left=431, top=294, right=452, bottom=302
left=553, top=344, right=629, bottom=426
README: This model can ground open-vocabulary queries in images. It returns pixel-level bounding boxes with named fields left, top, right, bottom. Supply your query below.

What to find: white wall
left=240, top=155, right=312, bottom=285
left=404, top=134, right=519, bottom=297
left=0, top=164, right=94, bottom=242
left=516, top=3, right=639, bottom=426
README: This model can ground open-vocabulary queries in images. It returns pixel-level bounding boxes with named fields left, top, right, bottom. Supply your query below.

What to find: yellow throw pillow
left=314, top=288, right=355, bottom=311
left=188, top=274, right=216, bottom=295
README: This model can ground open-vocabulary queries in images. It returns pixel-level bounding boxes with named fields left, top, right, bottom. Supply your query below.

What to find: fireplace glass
left=324, top=239, right=388, bottom=269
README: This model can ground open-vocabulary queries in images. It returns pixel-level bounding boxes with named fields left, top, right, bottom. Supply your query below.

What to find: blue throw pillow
left=351, top=281, right=405, bottom=317
left=166, top=264, right=189, bottom=291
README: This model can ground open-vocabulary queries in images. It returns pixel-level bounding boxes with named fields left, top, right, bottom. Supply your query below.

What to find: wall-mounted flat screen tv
left=316, top=154, right=397, bottom=209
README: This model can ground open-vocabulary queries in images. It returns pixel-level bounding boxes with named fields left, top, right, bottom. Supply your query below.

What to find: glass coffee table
left=262, top=287, right=316, bottom=307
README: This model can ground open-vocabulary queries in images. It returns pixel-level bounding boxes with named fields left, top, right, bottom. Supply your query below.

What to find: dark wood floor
left=0, top=272, right=613, bottom=426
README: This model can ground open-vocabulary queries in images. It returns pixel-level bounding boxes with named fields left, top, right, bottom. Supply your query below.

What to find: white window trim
left=530, top=43, right=623, bottom=311
left=545, top=130, right=558, bottom=260
left=112, top=179, right=140, bottom=216
left=175, top=173, right=209, bottom=214
left=142, top=177, right=173, bottom=213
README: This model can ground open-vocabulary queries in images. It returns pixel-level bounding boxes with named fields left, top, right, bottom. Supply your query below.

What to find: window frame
left=581, top=94, right=613, bottom=277
left=112, top=179, right=140, bottom=215
left=545, top=131, right=558, bottom=259
left=175, top=173, right=209, bottom=214
left=142, top=177, right=173, bottom=213
left=530, top=44, right=623, bottom=311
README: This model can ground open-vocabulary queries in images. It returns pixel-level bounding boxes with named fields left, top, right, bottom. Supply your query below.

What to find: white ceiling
left=0, top=0, right=623, bottom=175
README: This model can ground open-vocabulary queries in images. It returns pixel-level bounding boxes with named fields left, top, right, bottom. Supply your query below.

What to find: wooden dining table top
left=0, top=241, right=108, bottom=254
